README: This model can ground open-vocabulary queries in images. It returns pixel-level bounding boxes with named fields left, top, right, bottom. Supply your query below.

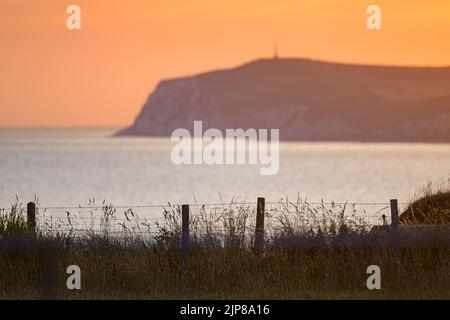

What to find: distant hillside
left=117, top=58, right=450, bottom=142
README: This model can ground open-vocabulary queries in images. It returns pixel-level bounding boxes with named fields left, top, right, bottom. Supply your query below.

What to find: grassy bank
left=400, top=181, right=450, bottom=224
left=1, top=189, right=450, bottom=299
left=2, top=235, right=450, bottom=299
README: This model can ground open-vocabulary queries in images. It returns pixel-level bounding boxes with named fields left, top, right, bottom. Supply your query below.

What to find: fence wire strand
left=0, top=199, right=406, bottom=238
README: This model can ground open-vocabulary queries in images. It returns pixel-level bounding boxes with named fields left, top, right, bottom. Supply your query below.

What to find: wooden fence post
left=254, top=197, right=265, bottom=252
left=390, top=199, right=399, bottom=246
left=27, top=202, right=36, bottom=234
left=181, top=204, right=190, bottom=272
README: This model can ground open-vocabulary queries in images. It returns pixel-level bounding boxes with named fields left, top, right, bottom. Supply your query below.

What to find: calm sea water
left=0, top=128, right=449, bottom=209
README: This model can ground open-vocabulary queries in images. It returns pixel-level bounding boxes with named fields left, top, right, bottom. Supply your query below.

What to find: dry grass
left=1, top=191, right=450, bottom=300
left=2, top=241, right=450, bottom=299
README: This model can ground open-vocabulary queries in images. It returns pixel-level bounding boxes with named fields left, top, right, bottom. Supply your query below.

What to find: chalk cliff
left=117, top=59, right=450, bottom=142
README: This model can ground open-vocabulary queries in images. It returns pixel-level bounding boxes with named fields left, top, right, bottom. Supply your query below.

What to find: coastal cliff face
left=117, top=58, right=450, bottom=142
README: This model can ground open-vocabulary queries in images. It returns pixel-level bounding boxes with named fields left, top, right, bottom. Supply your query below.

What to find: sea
left=0, top=128, right=449, bottom=218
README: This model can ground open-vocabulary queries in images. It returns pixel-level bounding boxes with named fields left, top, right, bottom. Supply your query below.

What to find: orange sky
left=1, top=0, right=450, bottom=127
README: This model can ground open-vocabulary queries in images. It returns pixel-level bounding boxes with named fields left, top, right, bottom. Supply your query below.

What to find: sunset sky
left=1, top=0, right=450, bottom=127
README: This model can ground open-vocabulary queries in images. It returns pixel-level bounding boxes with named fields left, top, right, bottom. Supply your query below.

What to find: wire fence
left=0, top=199, right=405, bottom=239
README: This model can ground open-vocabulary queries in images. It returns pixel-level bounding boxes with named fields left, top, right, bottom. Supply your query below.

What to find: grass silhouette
left=1, top=188, right=450, bottom=299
